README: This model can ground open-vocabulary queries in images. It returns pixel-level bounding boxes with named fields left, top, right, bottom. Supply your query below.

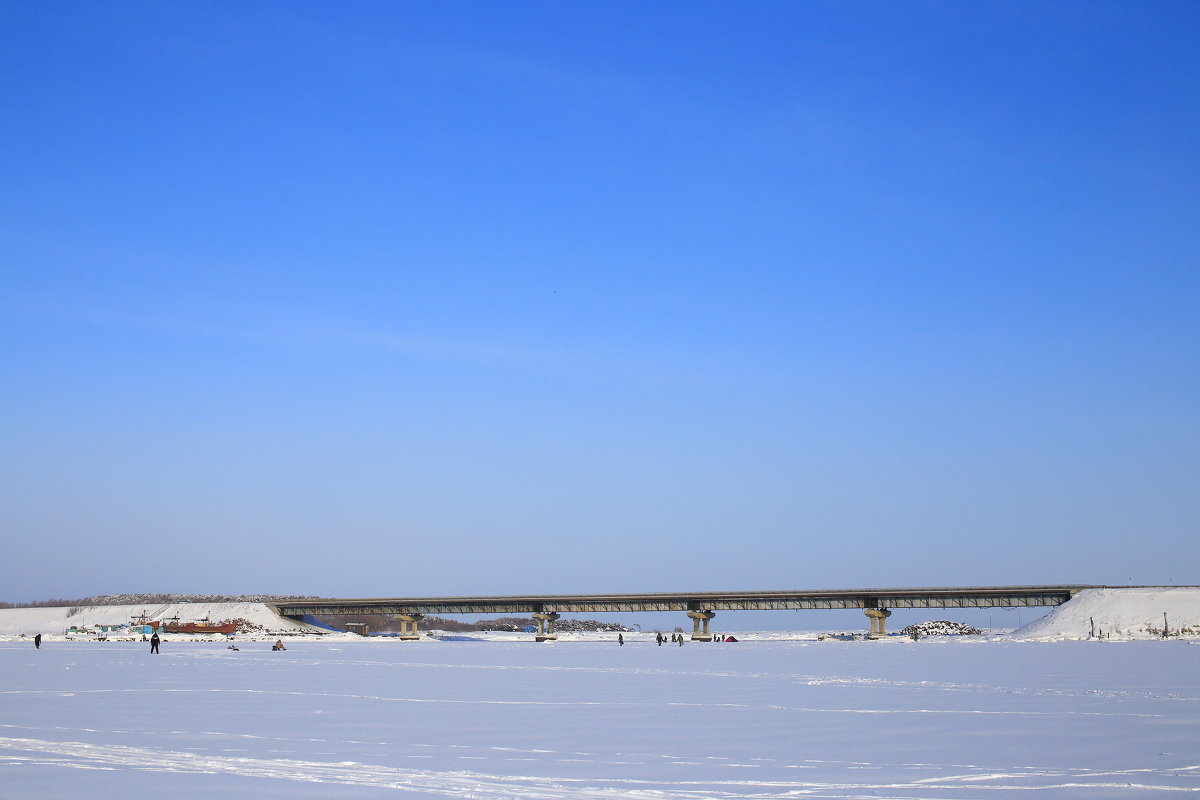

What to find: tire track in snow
left=2, top=736, right=1197, bottom=798
left=9, top=721, right=1190, bottom=781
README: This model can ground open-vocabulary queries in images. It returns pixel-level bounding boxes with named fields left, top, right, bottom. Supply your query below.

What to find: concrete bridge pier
left=687, top=610, right=715, bottom=641
left=864, top=608, right=891, bottom=639
left=533, top=612, right=560, bottom=642
left=396, top=614, right=423, bottom=640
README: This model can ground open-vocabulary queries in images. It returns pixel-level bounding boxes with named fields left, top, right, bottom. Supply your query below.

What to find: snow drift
left=1012, top=587, right=1200, bottom=640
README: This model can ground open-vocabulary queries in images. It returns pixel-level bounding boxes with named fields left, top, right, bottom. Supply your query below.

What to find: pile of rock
left=552, top=619, right=631, bottom=633
left=900, top=620, right=983, bottom=638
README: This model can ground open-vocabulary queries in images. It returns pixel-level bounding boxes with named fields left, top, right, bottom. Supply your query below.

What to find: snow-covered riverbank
left=1012, top=587, right=1200, bottom=640
left=0, top=602, right=324, bottom=641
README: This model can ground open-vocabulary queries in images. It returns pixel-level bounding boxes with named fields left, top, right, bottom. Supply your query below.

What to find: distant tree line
left=0, top=593, right=320, bottom=609
left=0, top=598, right=87, bottom=609
left=313, top=614, right=631, bottom=633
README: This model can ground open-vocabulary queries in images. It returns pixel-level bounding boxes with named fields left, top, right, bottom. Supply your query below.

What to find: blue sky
left=2, top=2, right=1197, bottom=622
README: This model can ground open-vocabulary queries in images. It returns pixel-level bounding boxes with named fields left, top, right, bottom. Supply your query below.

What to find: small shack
left=345, top=622, right=369, bottom=636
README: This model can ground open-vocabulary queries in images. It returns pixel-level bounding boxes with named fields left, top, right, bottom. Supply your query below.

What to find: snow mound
left=0, top=602, right=328, bottom=640
left=1012, top=587, right=1200, bottom=640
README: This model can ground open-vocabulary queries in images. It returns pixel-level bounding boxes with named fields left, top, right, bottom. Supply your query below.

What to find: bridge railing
left=273, top=585, right=1101, bottom=618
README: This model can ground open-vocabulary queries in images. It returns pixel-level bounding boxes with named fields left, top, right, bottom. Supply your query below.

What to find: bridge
left=273, top=585, right=1101, bottom=640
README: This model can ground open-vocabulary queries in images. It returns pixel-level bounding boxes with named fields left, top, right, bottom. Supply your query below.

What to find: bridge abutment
left=687, top=610, right=715, bottom=641
left=533, top=612, right=560, bottom=642
left=864, top=608, right=891, bottom=639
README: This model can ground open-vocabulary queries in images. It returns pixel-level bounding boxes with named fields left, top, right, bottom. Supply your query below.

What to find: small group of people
left=226, top=640, right=286, bottom=652
left=146, top=635, right=287, bottom=653
left=29, top=631, right=292, bottom=654
left=623, top=632, right=736, bottom=645
left=230, top=640, right=286, bottom=651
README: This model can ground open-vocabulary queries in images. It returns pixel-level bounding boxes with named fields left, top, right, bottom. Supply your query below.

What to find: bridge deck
left=274, top=585, right=1104, bottom=617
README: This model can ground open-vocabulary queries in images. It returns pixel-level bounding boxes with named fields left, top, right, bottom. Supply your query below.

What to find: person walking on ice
left=33, top=633, right=41, bottom=649
left=150, top=631, right=160, bottom=654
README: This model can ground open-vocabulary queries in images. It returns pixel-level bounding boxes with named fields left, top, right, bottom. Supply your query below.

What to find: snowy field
left=2, top=637, right=1198, bottom=799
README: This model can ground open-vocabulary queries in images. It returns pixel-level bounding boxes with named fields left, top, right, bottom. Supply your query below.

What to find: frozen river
left=2, top=637, right=1197, bottom=798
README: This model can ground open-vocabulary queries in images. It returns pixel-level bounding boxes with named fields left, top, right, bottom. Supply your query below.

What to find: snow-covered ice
left=2, top=636, right=1197, bottom=799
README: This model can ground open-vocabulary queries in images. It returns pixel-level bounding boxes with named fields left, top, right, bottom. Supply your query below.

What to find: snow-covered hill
left=0, top=602, right=328, bottom=641
left=1012, top=587, right=1200, bottom=640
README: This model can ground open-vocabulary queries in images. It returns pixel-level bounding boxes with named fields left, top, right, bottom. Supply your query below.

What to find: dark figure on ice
left=678, top=634, right=683, bottom=646
left=618, top=633, right=624, bottom=646
left=272, top=640, right=287, bottom=651
left=656, top=633, right=663, bottom=646
left=150, top=632, right=160, bottom=654
left=34, top=634, right=41, bottom=649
